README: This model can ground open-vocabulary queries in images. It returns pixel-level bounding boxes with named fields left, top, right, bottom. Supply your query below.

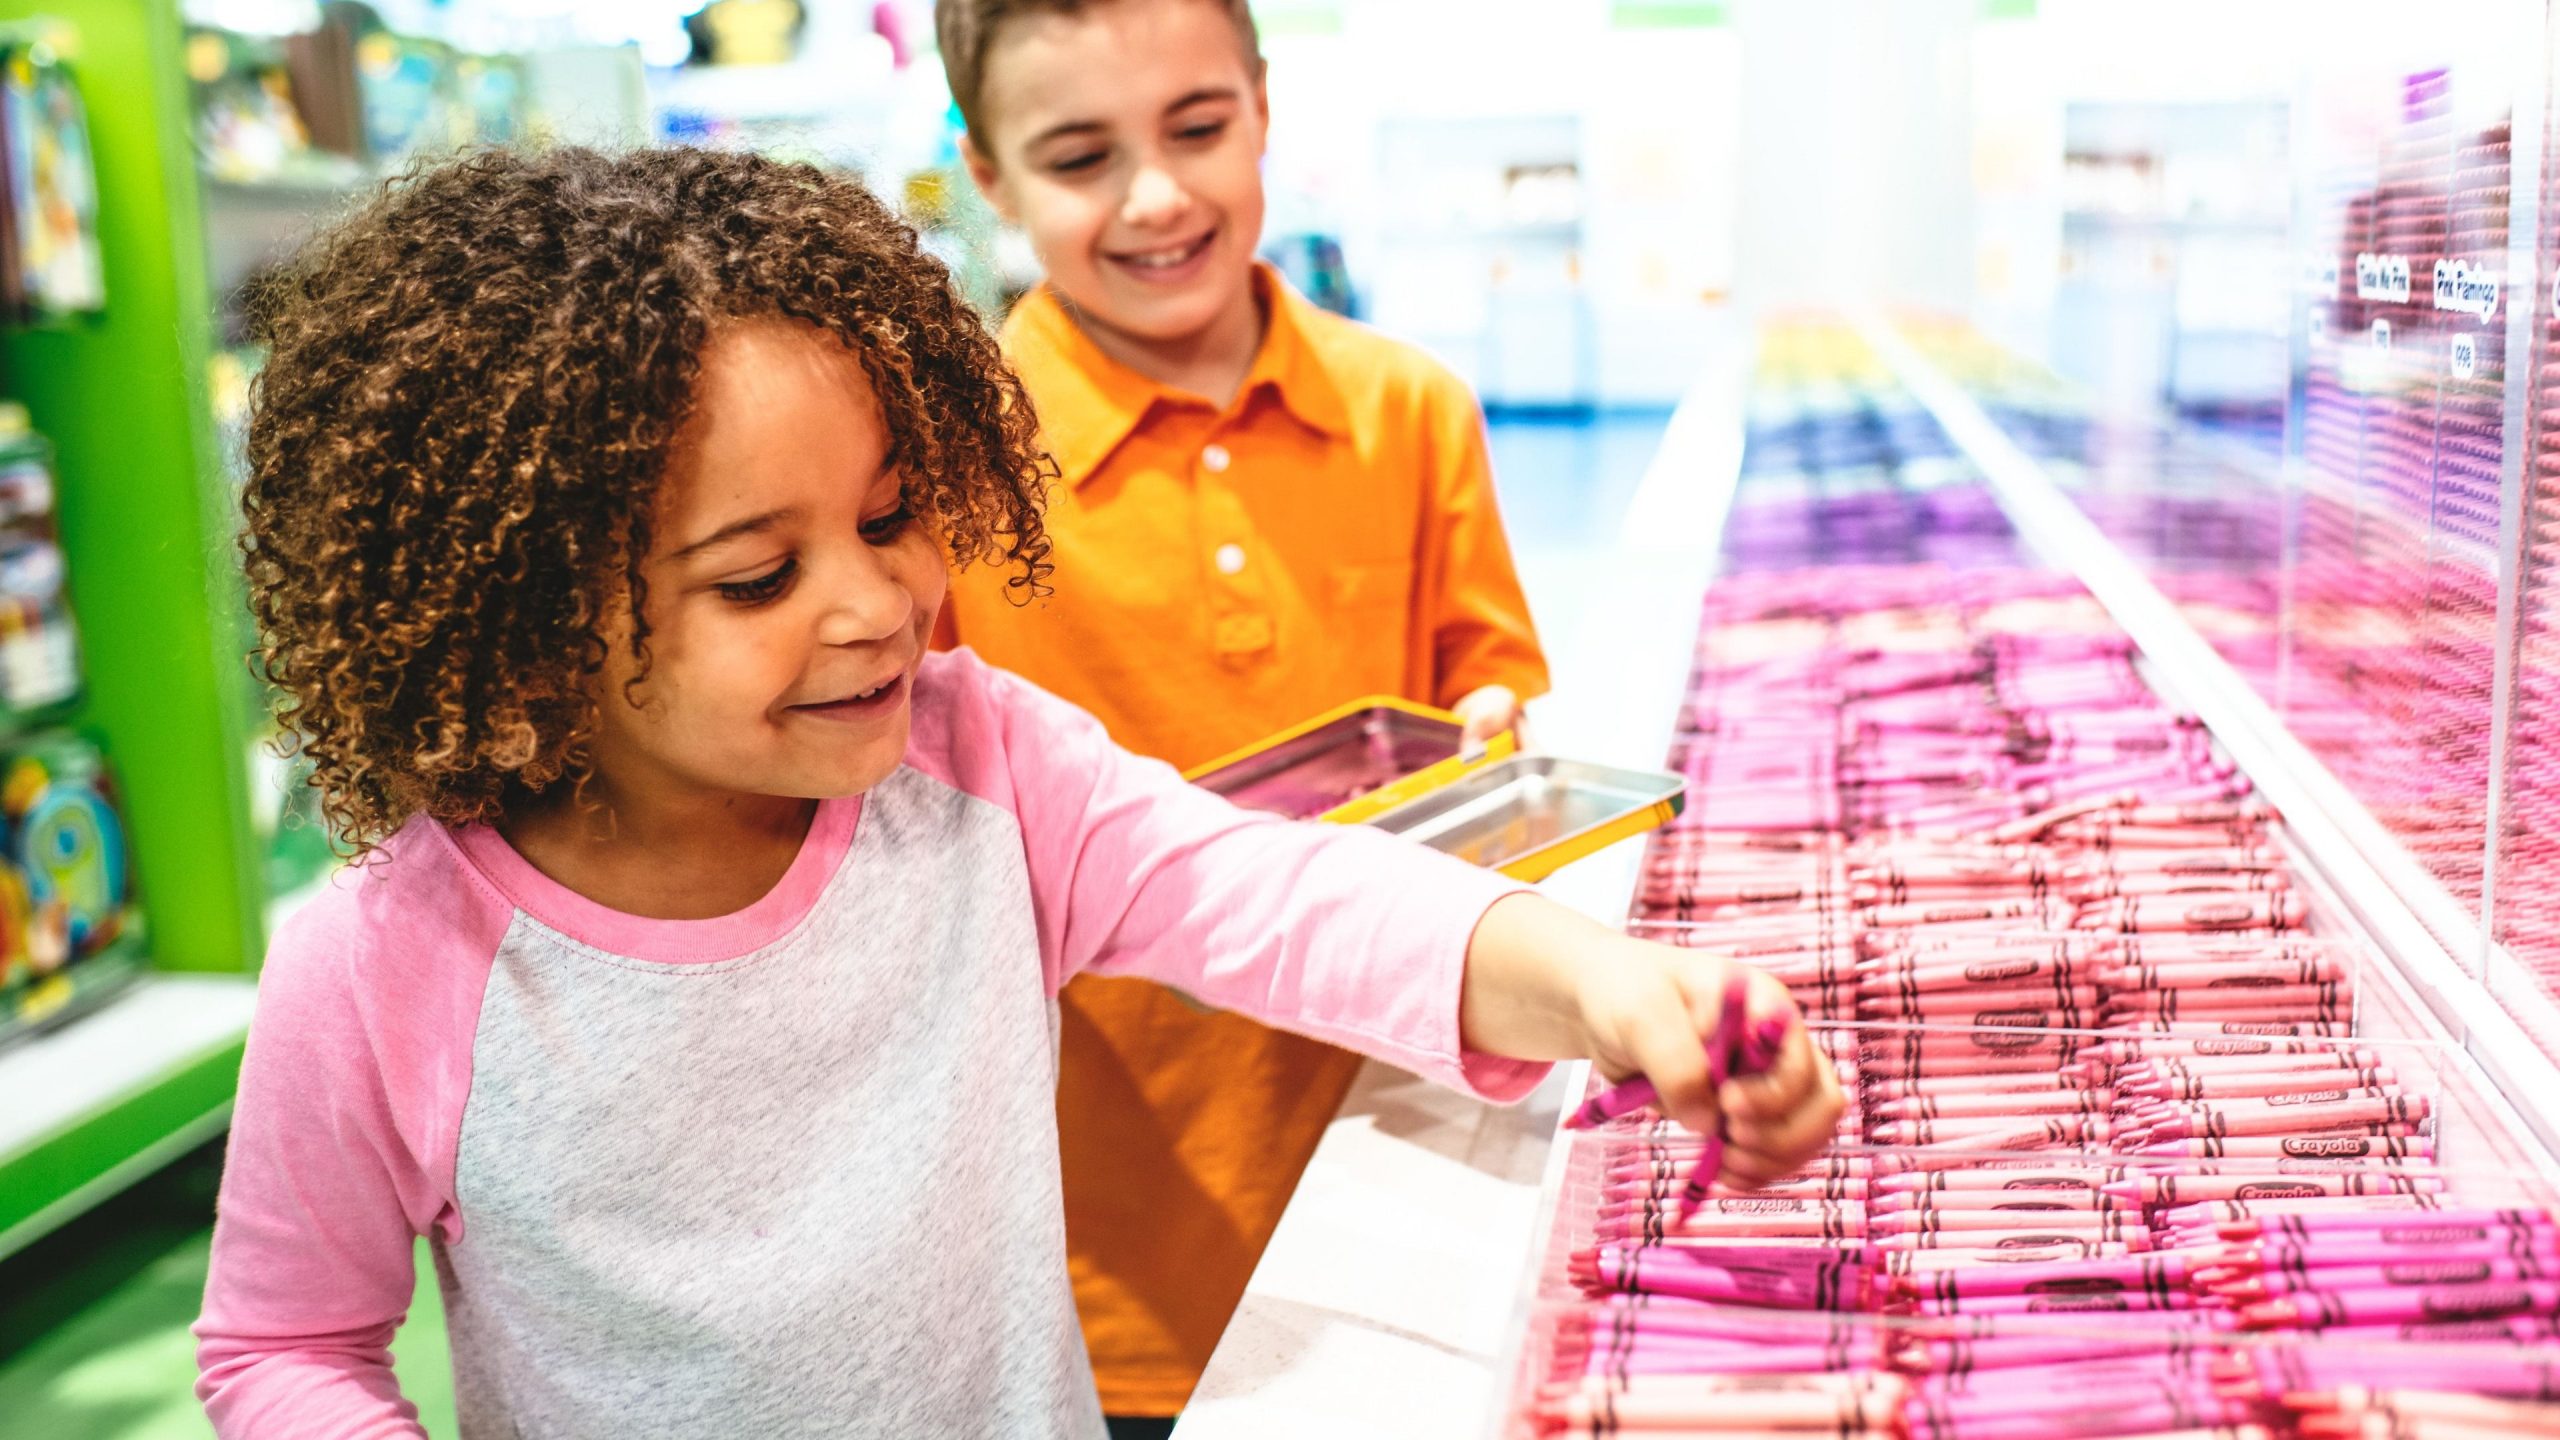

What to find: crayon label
left=2198, top=1039, right=2276, bottom=1056
left=1997, top=1234, right=2082, bottom=1250
left=1926, top=905, right=1996, bottom=923
left=1714, top=1199, right=1808, bottom=1215
left=1992, top=1201, right=2077, bottom=1212
left=2234, top=1182, right=2328, bottom=1199
left=2264, top=1090, right=2349, bottom=1107
left=2186, top=902, right=2258, bottom=928
left=2385, top=1262, right=2493, bottom=1286
left=2000, top=1177, right=2091, bottom=1190
left=1975, top=1008, right=2047, bottom=1029
left=2381, top=1226, right=2489, bottom=1245
left=2281, top=1137, right=2373, bottom=1158
left=2207, top=976, right=2285, bottom=988
left=2357, top=252, right=2412, bottom=302
left=2420, top=1287, right=2531, bottom=1319
left=1966, top=959, right=2039, bottom=982
left=2398, top=1320, right=2520, bottom=1341
left=1972, top=1028, right=2049, bottom=1052
left=2221, top=1022, right=2303, bottom=1035
left=2024, top=1294, right=2131, bottom=1312
left=2023, top=1278, right=2128, bottom=1295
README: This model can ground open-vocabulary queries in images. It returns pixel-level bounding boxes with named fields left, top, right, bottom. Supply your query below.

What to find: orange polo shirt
left=934, top=265, right=1548, bottom=1415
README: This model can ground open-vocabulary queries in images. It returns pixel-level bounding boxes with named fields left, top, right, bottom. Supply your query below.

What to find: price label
left=2372, top=318, right=2393, bottom=353
left=2451, top=331, right=2478, bottom=380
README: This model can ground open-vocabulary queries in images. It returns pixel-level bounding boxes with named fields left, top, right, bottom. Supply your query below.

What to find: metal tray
left=1361, top=755, right=1686, bottom=881
left=1185, top=698, right=1497, bottom=822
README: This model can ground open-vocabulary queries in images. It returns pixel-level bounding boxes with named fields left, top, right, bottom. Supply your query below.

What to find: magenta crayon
left=1869, top=1092, right=2115, bottom=1124
left=2134, top=1095, right=2429, bottom=1142
left=2182, top=1212, right=2553, bottom=1245
left=2107, top=1173, right=2443, bottom=1206
left=2242, top=1345, right=2560, bottom=1402
left=2237, top=1281, right=2560, bottom=1330
left=1891, top=1252, right=2195, bottom=1304
left=1571, top=1245, right=1865, bottom=1309
left=2213, top=1258, right=2560, bottom=1302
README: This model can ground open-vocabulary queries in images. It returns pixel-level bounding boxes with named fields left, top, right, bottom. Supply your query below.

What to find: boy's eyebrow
left=1165, top=86, right=1241, bottom=113
left=670, top=507, right=802, bottom=560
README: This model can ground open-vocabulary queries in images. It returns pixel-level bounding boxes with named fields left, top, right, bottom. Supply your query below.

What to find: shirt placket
left=1196, top=432, right=1274, bottom=667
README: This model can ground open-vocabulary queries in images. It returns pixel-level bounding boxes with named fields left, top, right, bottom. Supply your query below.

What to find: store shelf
left=0, top=973, right=254, bottom=1261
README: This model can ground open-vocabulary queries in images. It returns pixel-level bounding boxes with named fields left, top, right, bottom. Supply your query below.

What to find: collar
left=1001, top=262, right=1353, bottom=488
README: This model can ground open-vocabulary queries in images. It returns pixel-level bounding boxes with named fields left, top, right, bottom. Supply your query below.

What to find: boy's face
left=966, top=0, right=1268, bottom=352
left=591, top=320, right=946, bottom=811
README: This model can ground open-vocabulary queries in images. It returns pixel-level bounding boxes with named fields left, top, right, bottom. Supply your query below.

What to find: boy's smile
left=967, top=0, right=1270, bottom=401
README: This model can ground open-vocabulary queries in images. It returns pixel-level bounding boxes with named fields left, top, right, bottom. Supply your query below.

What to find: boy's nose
left=1121, top=163, right=1191, bottom=229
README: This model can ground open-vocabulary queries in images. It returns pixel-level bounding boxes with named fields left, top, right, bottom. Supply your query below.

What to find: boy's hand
left=1452, top=684, right=1524, bottom=747
left=1458, top=895, right=1844, bottom=1189
left=1571, top=944, right=1845, bottom=1187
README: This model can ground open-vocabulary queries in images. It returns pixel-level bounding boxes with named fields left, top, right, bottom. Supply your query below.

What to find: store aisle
left=0, top=1147, right=455, bottom=1437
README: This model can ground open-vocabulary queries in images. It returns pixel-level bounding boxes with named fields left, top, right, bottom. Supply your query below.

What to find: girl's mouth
left=789, top=670, right=910, bottom=723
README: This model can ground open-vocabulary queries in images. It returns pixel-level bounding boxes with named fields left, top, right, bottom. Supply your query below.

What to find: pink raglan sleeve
left=946, top=651, right=1550, bottom=1101
left=195, top=846, right=499, bottom=1438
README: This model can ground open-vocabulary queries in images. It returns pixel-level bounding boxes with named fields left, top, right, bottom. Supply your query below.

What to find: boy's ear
left=1252, top=73, right=1271, bottom=157
left=960, top=131, right=1016, bottom=225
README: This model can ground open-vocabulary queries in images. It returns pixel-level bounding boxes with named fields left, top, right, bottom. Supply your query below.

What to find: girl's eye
left=715, top=558, right=798, bottom=605
left=861, top=505, right=916, bottom=545
left=1050, top=150, right=1107, bottom=175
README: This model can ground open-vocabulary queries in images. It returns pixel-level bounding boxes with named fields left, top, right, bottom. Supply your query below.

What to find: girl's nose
left=815, top=551, right=915, bottom=648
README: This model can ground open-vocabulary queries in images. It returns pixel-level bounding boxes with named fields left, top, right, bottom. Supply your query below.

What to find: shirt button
left=1201, top=443, right=1232, bottom=474
left=1214, top=543, right=1247, bottom=575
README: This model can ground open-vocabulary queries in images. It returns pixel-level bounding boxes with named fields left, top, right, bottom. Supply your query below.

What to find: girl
left=194, top=147, right=1840, bottom=1438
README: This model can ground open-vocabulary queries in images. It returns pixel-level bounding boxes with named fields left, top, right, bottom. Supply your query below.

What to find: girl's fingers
left=1626, top=1006, right=1722, bottom=1138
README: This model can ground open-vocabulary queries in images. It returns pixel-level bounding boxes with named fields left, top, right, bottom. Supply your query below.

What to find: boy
left=934, top=0, right=1550, bottom=1428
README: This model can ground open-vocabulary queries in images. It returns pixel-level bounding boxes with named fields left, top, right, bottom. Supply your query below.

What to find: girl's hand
left=1459, top=895, right=1845, bottom=1188
left=1452, top=684, right=1525, bottom=747
left=1571, top=943, right=1845, bottom=1187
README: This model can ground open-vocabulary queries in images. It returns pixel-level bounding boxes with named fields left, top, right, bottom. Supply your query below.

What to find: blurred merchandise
left=0, top=405, right=84, bottom=729
left=0, top=27, right=105, bottom=321
left=0, top=729, right=142, bottom=1046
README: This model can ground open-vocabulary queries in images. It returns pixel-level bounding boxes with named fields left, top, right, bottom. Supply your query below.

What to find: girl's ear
left=960, top=131, right=1016, bottom=226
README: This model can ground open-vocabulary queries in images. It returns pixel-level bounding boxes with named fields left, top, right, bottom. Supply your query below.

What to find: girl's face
left=588, top=320, right=945, bottom=811
left=965, top=0, right=1268, bottom=353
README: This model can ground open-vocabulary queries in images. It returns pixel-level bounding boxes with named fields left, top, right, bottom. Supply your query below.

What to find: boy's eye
left=861, top=504, right=916, bottom=545
left=715, top=557, right=798, bottom=605
left=1176, top=120, right=1227, bottom=143
left=1049, top=149, right=1108, bottom=176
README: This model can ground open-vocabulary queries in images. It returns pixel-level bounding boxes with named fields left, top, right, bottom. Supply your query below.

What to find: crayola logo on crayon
left=2024, top=1278, right=2128, bottom=1295
left=2234, top=1182, right=2327, bottom=1199
left=2187, top=902, right=2258, bottom=926
left=1715, top=1199, right=1806, bottom=1215
left=2025, top=1295, right=2130, bottom=1312
left=2386, top=1262, right=2492, bottom=1286
left=2198, top=1039, right=2276, bottom=1056
left=2222, top=1022, right=2301, bottom=1035
left=1975, top=1008, right=2045, bottom=1029
left=1973, top=1028, right=2046, bottom=1052
left=1999, top=1177, right=2087, bottom=1190
left=2381, top=1226, right=2489, bottom=1245
left=1991, top=1201, right=2073, bottom=1212
left=1739, top=886, right=1804, bottom=904
left=2208, top=976, right=2284, bottom=988
left=1995, top=1235, right=2076, bottom=1249
left=2399, top=1321, right=2514, bottom=1341
left=1927, top=906, right=1996, bottom=923
left=2282, top=1138, right=2372, bottom=1157
left=2264, top=1090, right=2348, bottom=1107
left=2420, top=1287, right=2531, bottom=1319
left=1965, top=959, right=2038, bottom=982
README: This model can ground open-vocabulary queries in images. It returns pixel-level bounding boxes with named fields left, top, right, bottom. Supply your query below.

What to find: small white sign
left=2372, top=318, right=2393, bottom=352
left=2451, top=331, right=2479, bottom=380
left=2356, top=252, right=2413, bottom=303
left=2433, top=259, right=2500, bottom=318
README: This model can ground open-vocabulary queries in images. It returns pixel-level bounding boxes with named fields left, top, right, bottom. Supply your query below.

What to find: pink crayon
left=2238, top=1280, right=2560, bottom=1330
left=2210, top=1257, right=2560, bottom=1301
left=1891, top=1252, right=2194, bottom=1304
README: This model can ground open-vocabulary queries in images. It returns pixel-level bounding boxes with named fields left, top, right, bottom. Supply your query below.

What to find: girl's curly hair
left=242, top=146, right=1052, bottom=853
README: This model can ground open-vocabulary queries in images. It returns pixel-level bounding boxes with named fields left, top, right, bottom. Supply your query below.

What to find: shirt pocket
left=1327, top=559, right=1414, bottom=615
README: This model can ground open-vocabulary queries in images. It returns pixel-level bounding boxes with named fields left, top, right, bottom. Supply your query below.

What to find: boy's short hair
left=937, top=0, right=1264, bottom=151
left=243, top=146, right=1052, bottom=851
